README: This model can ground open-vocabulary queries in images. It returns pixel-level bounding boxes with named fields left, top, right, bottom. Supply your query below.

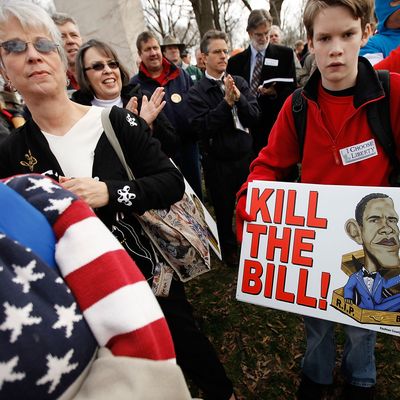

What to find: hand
left=236, top=194, right=252, bottom=243
left=59, top=176, right=109, bottom=209
left=125, top=96, right=139, bottom=115
left=139, top=87, right=166, bottom=127
left=258, top=83, right=277, bottom=98
left=224, top=74, right=240, bottom=107
left=344, top=298, right=353, bottom=304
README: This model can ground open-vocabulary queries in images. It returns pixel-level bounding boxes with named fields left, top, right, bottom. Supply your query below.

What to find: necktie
left=251, top=52, right=263, bottom=95
left=215, top=79, right=225, bottom=94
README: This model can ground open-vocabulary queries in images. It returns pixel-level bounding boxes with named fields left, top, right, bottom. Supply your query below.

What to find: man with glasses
left=187, top=30, right=259, bottom=269
left=227, top=9, right=296, bottom=155
left=52, top=12, right=83, bottom=92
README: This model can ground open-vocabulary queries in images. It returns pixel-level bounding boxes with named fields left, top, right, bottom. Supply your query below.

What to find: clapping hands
left=224, top=74, right=240, bottom=107
left=125, top=87, right=166, bottom=128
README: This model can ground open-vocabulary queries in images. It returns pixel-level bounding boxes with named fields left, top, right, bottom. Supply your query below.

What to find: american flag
left=0, top=175, right=176, bottom=398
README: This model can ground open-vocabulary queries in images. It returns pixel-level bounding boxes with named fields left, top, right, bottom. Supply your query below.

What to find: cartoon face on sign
left=332, top=193, right=400, bottom=324
left=345, top=193, right=400, bottom=272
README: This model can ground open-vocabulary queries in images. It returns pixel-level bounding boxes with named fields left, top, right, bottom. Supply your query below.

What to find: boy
left=236, top=1, right=400, bottom=399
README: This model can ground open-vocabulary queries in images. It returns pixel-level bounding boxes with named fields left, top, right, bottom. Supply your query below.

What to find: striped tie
left=250, top=52, right=263, bottom=95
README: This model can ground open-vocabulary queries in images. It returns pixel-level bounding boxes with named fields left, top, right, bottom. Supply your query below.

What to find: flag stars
left=0, top=302, right=42, bottom=343
left=12, top=260, right=45, bottom=293
left=55, top=277, right=71, bottom=293
left=44, top=197, right=73, bottom=215
left=26, top=177, right=61, bottom=194
left=52, top=303, right=82, bottom=338
left=0, top=356, right=25, bottom=389
left=36, top=349, right=78, bottom=393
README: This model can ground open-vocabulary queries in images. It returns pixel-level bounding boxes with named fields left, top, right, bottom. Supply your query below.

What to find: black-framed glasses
left=84, top=60, right=119, bottom=72
left=0, top=38, right=59, bottom=54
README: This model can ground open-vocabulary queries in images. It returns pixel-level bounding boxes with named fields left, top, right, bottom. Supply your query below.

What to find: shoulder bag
left=101, top=108, right=211, bottom=282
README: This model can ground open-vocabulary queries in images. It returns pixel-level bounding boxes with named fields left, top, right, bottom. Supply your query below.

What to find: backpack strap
left=367, top=70, right=400, bottom=186
left=292, top=87, right=308, bottom=159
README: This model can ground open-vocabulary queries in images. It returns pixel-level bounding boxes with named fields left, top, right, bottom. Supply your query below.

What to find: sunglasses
left=84, top=60, right=119, bottom=72
left=0, top=38, right=59, bottom=54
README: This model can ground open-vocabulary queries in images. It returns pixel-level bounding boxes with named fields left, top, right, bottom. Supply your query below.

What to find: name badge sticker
left=339, top=138, right=378, bottom=165
left=264, top=58, right=279, bottom=67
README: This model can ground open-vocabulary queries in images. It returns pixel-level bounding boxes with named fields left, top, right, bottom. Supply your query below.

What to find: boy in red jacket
left=236, top=0, right=400, bottom=399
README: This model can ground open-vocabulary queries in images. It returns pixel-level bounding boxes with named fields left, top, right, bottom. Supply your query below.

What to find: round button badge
left=171, top=93, right=182, bottom=103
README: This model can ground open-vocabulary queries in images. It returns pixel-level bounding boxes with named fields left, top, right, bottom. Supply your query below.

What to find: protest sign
left=236, top=180, right=400, bottom=336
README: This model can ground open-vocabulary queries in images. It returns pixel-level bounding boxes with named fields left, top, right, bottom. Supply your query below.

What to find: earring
left=5, top=80, right=17, bottom=93
left=66, top=78, right=70, bottom=88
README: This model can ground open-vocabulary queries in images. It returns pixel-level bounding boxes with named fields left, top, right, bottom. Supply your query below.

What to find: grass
left=185, top=253, right=400, bottom=400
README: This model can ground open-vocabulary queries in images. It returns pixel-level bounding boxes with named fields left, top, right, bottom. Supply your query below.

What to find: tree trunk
left=270, top=0, right=284, bottom=26
left=189, top=0, right=216, bottom=38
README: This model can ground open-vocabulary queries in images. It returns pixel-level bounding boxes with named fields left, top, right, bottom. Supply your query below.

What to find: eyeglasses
left=0, top=38, right=59, bottom=54
left=207, top=49, right=229, bottom=55
left=84, top=60, right=119, bottom=72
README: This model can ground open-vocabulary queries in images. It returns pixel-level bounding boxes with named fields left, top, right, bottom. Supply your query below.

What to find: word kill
left=240, top=187, right=331, bottom=310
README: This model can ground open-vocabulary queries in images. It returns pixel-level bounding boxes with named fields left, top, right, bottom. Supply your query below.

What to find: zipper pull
left=332, top=146, right=341, bottom=165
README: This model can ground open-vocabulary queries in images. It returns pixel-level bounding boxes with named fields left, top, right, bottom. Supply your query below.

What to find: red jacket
left=238, top=57, right=400, bottom=197
left=374, top=45, right=400, bottom=73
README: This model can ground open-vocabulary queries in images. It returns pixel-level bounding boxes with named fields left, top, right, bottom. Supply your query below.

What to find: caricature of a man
left=344, top=193, right=400, bottom=311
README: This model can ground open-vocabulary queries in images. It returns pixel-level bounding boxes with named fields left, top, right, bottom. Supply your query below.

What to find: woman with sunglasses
left=0, top=3, right=237, bottom=399
left=72, top=39, right=178, bottom=157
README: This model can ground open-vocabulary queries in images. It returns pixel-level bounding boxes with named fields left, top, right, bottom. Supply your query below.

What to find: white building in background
left=54, top=0, right=145, bottom=75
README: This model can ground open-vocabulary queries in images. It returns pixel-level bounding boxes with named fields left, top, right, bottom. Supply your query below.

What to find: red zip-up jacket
left=238, top=57, right=400, bottom=199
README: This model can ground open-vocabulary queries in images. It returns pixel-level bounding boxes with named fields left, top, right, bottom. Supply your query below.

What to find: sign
left=236, top=181, right=400, bottom=336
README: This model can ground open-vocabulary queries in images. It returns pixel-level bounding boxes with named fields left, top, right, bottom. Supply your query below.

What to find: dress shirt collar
left=205, top=71, right=226, bottom=81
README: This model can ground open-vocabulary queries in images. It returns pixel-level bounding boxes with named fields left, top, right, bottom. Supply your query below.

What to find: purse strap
left=101, top=107, right=135, bottom=181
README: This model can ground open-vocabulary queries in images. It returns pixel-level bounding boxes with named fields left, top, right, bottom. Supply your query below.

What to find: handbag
left=101, top=108, right=211, bottom=282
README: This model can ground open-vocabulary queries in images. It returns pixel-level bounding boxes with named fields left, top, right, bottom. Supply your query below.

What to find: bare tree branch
left=240, top=0, right=252, bottom=12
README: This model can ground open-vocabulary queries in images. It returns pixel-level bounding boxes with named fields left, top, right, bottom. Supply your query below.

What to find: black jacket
left=187, top=75, right=260, bottom=160
left=0, top=106, right=184, bottom=226
left=227, top=44, right=296, bottom=148
left=72, top=83, right=178, bottom=157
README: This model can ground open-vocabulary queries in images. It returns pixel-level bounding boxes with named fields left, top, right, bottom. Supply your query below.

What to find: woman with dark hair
left=72, top=39, right=178, bottom=157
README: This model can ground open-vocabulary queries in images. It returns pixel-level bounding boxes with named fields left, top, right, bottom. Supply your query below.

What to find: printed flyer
left=236, top=180, right=400, bottom=337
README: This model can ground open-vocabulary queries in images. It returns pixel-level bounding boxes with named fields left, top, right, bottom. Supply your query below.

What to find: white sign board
left=236, top=181, right=400, bottom=337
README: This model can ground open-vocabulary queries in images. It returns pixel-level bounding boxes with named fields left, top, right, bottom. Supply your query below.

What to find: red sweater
left=239, top=58, right=400, bottom=196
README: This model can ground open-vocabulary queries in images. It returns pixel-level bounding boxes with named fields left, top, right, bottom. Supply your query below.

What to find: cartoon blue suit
left=344, top=269, right=400, bottom=311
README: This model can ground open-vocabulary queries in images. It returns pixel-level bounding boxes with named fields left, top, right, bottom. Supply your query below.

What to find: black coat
left=0, top=106, right=184, bottom=224
left=72, top=83, right=179, bottom=157
left=227, top=44, right=296, bottom=152
left=187, top=75, right=260, bottom=161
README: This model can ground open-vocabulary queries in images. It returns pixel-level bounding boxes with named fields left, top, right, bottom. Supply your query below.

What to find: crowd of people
left=1, top=0, right=400, bottom=399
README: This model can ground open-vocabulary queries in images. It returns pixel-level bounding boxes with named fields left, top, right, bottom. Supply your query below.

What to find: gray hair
left=52, top=12, right=78, bottom=27
left=0, top=0, right=67, bottom=68
left=200, top=30, right=228, bottom=54
left=247, top=9, right=273, bottom=32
